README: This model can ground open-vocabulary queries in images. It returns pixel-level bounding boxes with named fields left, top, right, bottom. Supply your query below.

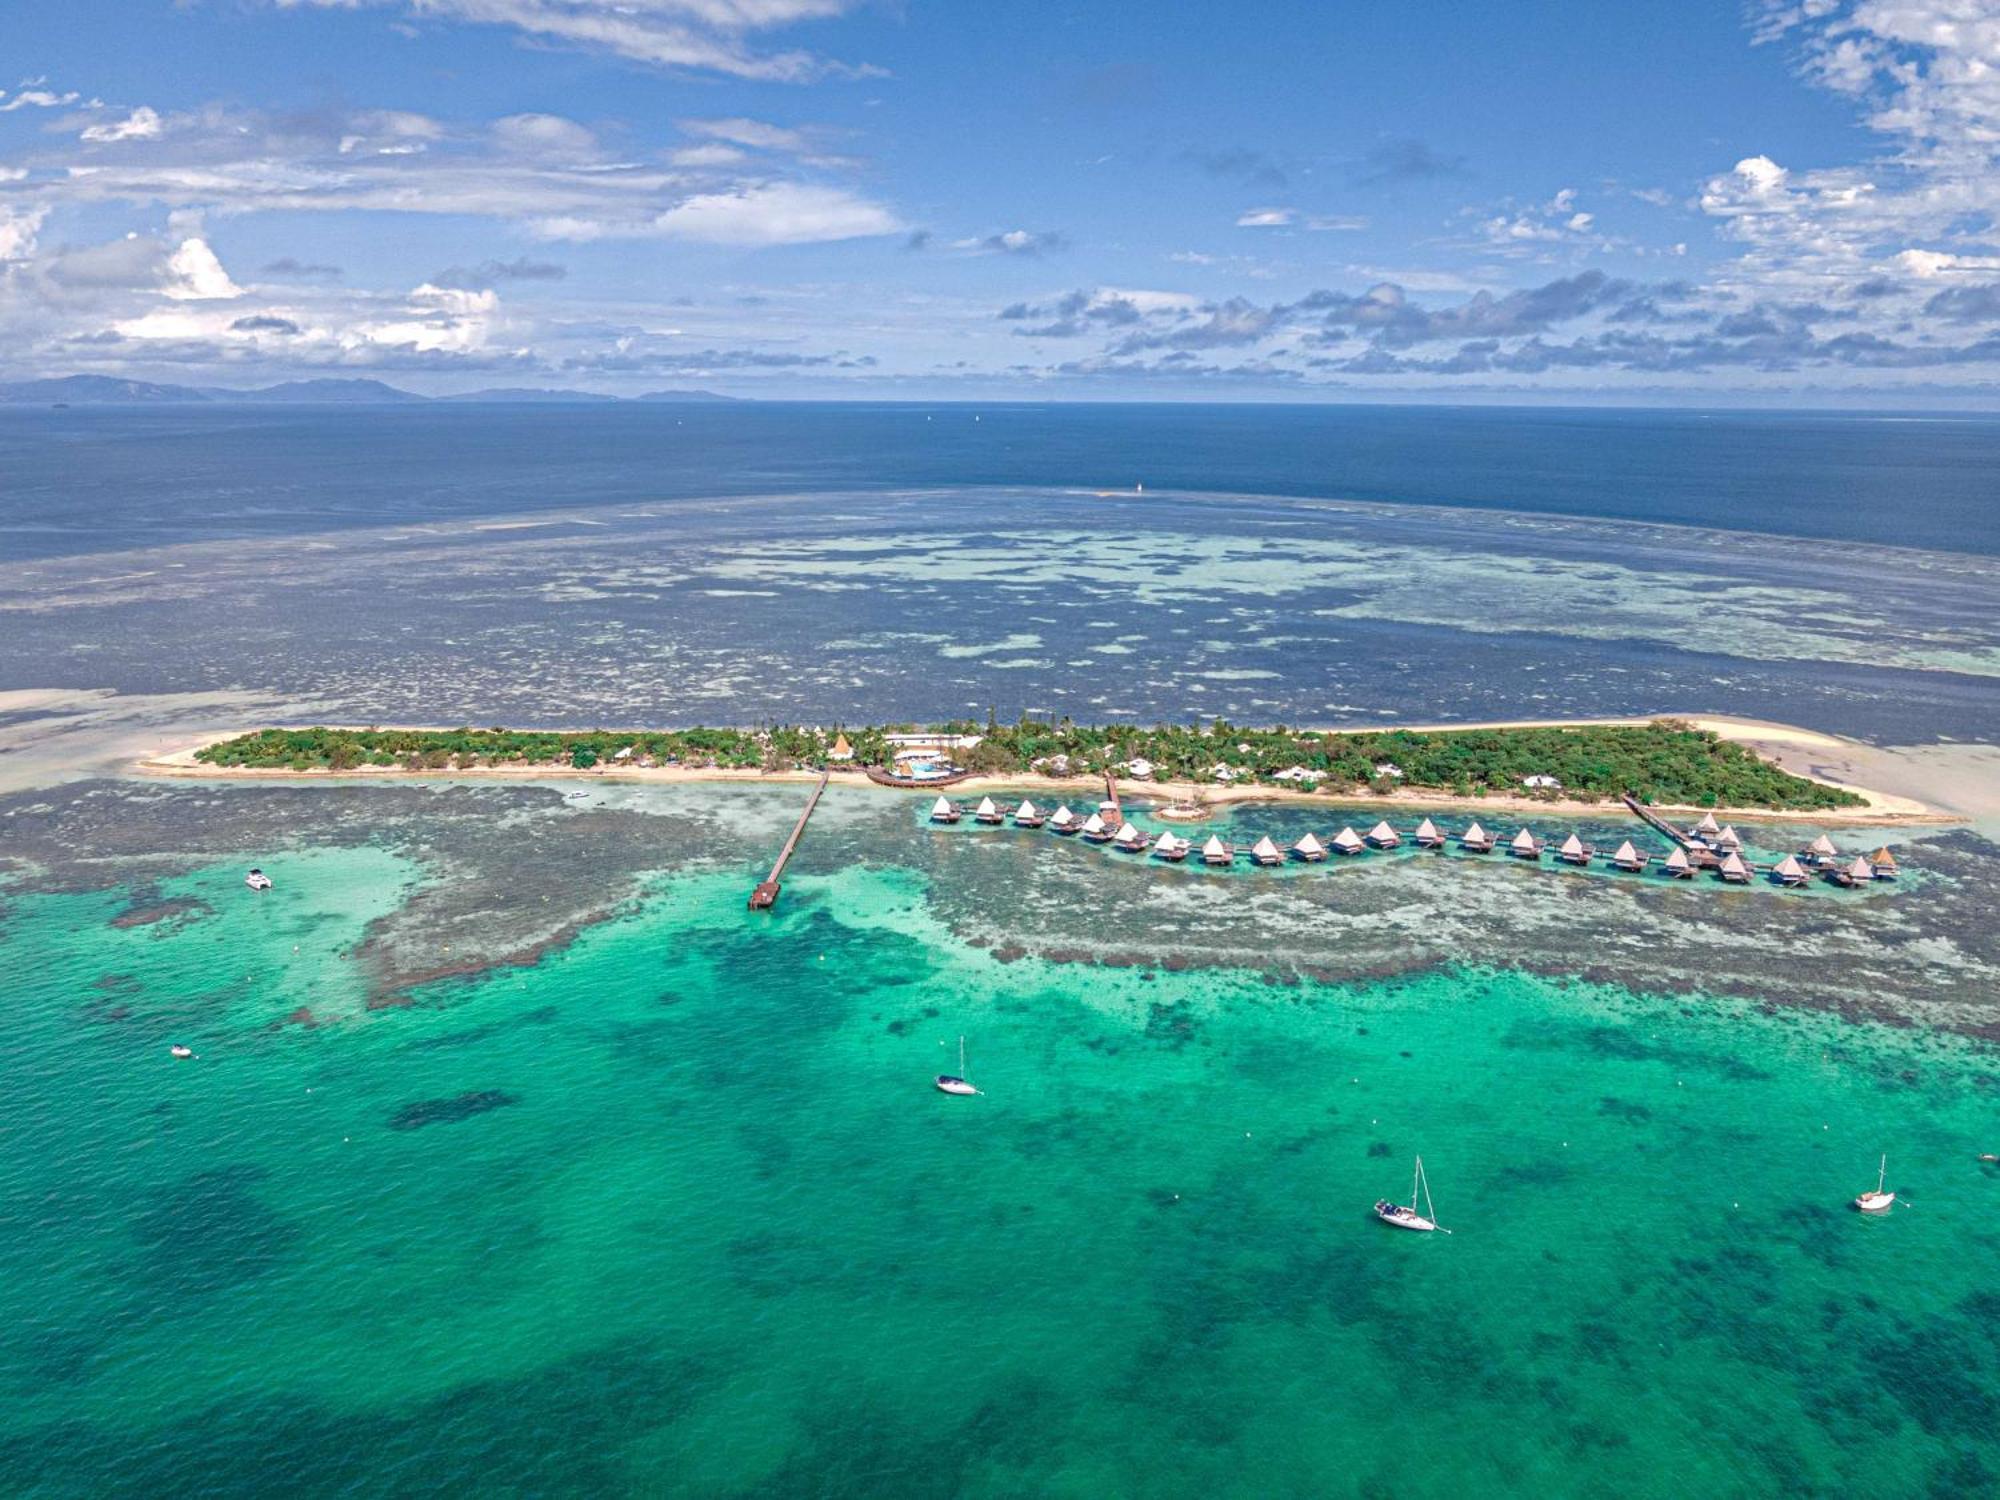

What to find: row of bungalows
left=934, top=796, right=1906, bottom=888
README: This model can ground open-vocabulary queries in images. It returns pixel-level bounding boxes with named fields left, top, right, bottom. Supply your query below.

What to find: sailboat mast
left=1877, top=1154, right=1886, bottom=1194
left=959, top=1036, right=966, bottom=1079
left=1412, top=1156, right=1422, bottom=1212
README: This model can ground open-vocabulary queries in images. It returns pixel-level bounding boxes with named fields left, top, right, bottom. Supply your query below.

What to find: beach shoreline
left=132, top=715, right=1960, bottom=827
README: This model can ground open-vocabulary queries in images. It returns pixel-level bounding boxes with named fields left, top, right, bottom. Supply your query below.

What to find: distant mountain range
left=0, top=375, right=743, bottom=406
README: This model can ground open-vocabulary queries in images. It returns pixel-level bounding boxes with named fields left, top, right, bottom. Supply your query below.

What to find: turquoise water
left=3, top=848, right=1997, bottom=1496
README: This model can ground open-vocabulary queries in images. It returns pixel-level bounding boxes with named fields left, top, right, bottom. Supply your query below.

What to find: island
left=162, top=716, right=1888, bottom=818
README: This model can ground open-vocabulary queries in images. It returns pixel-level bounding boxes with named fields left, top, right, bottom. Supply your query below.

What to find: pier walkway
left=1621, top=794, right=1695, bottom=848
left=750, top=771, right=829, bottom=910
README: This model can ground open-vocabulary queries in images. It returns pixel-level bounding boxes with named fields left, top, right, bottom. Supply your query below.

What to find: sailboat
left=1375, top=1155, right=1446, bottom=1233
left=936, top=1036, right=979, bottom=1096
left=1853, top=1154, right=1894, bottom=1213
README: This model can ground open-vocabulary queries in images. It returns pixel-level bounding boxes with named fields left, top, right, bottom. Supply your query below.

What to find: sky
left=1, top=1, right=1999, bottom=402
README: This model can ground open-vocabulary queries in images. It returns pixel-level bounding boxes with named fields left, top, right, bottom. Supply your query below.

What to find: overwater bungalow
left=1557, top=832, right=1590, bottom=866
left=1414, top=817, right=1446, bottom=849
left=1459, top=821, right=1495, bottom=853
left=1013, top=799, right=1045, bottom=828
left=1805, top=833, right=1839, bottom=866
left=1113, top=821, right=1151, bottom=852
left=1508, top=828, right=1543, bottom=861
left=974, top=796, right=1004, bottom=825
left=1610, top=840, right=1647, bottom=872
left=1250, top=836, right=1284, bottom=867
left=1869, top=846, right=1900, bottom=880
left=1718, top=850, right=1752, bottom=884
left=930, top=796, right=961, bottom=825
left=1332, top=826, right=1366, bottom=857
left=1153, top=831, right=1190, bottom=862
left=1771, top=854, right=1810, bottom=888
left=1202, top=835, right=1235, bottom=867
left=1694, top=812, right=1722, bottom=837
left=1080, top=812, right=1113, bottom=843
left=1048, top=804, right=1079, bottom=834
left=1831, top=854, right=1874, bottom=888
left=1292, top=831, right=1328, bottom=863
left=1366, top=820, right=1401, bottom=849
left=1715, top=824, right=1743, bottom=850
left=1663, top=846, right=1695, bottom=878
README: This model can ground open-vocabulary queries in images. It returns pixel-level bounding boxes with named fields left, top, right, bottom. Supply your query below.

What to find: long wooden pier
left=750, top=771, right=829, bottom=910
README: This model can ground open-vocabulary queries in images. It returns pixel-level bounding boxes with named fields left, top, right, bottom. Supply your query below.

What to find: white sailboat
left=1853, top=1154, right=1894, bottom=1213
left=1375, top=1155, right=1446, bottom=1233
left=936, top=1036, right=979, bottom=1096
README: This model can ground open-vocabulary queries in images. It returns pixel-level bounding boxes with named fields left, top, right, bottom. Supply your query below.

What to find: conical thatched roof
left=1080, top=812, right=1105, bottom=833
left=1114, top=822, right=1142, bottom=842
left=1368, top=820, right=1398, bottom=842
left=931, top=796, right=954, bottom=816
left=1416, top=818, right=1441, bottom=839
left=1016, top=799, right=1039, bottom=818
left=1808, top=834, right=1838, bottom=856
left=1252, top=836, right=1281, bottom=860
left=1870, top=846, right=1899, bottom=867
left=1848, top=855, right=1875, bottom=879
left=1720, top=851, right=1749, bottom=876
left=1333, top=827, right=1364, bottom=851
left=1695, top=812, right=1721, bottom=834
left=1202, top=835, right=1229, bottom=857
left=1613, top=840, right=1639, bottom=863
left=1717, top=825, right=1741, bottom=847
left=976, top=797, right=998, bottom=816
left=1511, top=827, right=1538, bottom=851
left=1665, top=846, right=1691, bottom=870
left=1774, top=854, right=1806, bottom=878
left=1293, top=832, right=1326, bottom=856
left=1463, top=821, right=1489, bottom=842
left=1560, top=833, right=1585, bottom=857
left=1050, top=804, right=1075, bottom=825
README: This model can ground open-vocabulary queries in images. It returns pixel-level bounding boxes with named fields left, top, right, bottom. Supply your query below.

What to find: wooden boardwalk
left=750, top=771, right=830, bottom=910
left=1621, top=794, right=1695, bottom=848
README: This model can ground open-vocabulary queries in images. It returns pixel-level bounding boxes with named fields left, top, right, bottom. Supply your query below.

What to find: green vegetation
left=193, top=717, right=1864, bottom=811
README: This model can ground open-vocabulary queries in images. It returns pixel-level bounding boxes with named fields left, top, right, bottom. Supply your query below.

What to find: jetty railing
left=750, top=771, right=829, bottom=911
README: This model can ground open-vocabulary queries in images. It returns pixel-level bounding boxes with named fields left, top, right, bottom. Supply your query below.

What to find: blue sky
left=0, top=1, right=1996, bottom=400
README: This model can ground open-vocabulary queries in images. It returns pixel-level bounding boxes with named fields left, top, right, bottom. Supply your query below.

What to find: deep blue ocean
left=2, top=402, right=1998, bottom=559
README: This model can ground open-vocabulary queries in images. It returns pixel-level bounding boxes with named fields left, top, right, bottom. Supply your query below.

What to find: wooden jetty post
left=750, top=771, right=830, bottom=911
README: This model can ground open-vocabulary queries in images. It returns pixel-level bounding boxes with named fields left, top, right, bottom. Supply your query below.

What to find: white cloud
left=0, top=205, right=45, bottom=261
left=678, top=116, right=810, bottom=152
left=0, top=87, right=80, bottom=112
left=80, top=106, right=163, bottom=143
left=266, top=0, right=871, bottom=81
left=491, top=113, right=597, bottom=156
left=642, top=181, right=900, bottom=244
left=1235, top=207, right=1294, bottom=227
left=163, top=238, right=241, bottom=300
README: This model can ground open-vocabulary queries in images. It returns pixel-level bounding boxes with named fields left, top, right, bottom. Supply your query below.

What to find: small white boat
left=936, top=1036, right=979, bottom=1096
left=1854, top=1154, right=1895, bottom=1213
left=169, top=1044, right=193, bottom=1060
left=245, top=868, right=273, bottom=891
left=1375, top=1155, right=1446, bottom=1233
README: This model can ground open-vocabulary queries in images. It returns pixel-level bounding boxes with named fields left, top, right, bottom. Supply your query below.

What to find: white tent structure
left=930, top=796, right=960, bottom=824
left=1202, top=835, right=1233, bottom=866
left=1509, top=827, right=1542, bottom=859
left=1332, top=827, right=1365, bottom=856
left=1414, top=818, right=1445, bottom=848
left=1366, top=820, right=1400, bottom=848
left=1250, top=835, right=1283, bottom=866
left=1292, top=832, right=1327, bottom=862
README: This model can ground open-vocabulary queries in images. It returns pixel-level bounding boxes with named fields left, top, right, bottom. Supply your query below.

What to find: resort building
left=1201, top=835, right=1234, bottom=867
left=1331, top=827, right=1365, bottom=856
left=1414, top=818, right=1446, bottom=848
left=1663, top=846, right=1695, bottom=878
left=930, top=796, right=960, bottom=825
left=827, top=733, right=854, bottom=763
left=1718, top=851, right=1752, bottom=883
left=1292, top=832, right=1328, bottom=862
left=1365, top=820, right=1401, bottom=849
left=1250, top=836, right=1283, bottom=867
left=1522, top=773, right=1562, bottom=790
left=1460, top=821, right=1495, bottom=853
left=1610, top=840, right=1647, bottom=872
left=1509, top=828, right=1543, bottom=860
left=1772, top=854, right=1809, bottom=887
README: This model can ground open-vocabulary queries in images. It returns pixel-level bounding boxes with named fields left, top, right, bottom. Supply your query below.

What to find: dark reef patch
left=387, top=1089, right=521, bottom=1131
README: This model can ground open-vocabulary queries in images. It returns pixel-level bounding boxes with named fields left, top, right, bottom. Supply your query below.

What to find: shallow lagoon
left=3, top=811, right=1996, bottom=1497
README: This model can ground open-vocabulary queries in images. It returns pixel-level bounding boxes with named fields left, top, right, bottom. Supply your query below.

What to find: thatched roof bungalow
left=1013, top=799, right=1045, bottom=828
left=1366, top=820, right=1401, bottom=849
left=930, top=796, right=961, bottom=824
left=1772, top=854, right=1809, bottom=887
left=974, top=796, right=1004, bottom=825
left=1509, top=828, right=1543, bottom=860
left=1250, top=836, right=1284, bottom=867
left=1113, top=821, right=1151, bottom=852
left=1610, top=840, right=1647, bottom=872
left=1459, top=821, right=1495, bottom=853
left=1291, top=832, right=1327, bottom=862
left=1332, top=827, right=1366, bottom=856
left=1663, top=846, right=1694, bottom=877
left=1718, top=850, right=1751, bottom=883
left=1202, top=835, right=1234, bottom=867
left=1557, top=832, right=1589, bottom=866
left=1869, top=846, right=1900, bottom=879
left=1414, top=817, right=1446, bottom=848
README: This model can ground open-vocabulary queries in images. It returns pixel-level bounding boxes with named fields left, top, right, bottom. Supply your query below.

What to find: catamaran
left=1375, top=1155, right=1446, bottom=1233
left=936, top=1036, right=979, bottom=1096
left=1853, top=1154, right=1894, bottom=1213
left=245, top=868, right=273, bottom=891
